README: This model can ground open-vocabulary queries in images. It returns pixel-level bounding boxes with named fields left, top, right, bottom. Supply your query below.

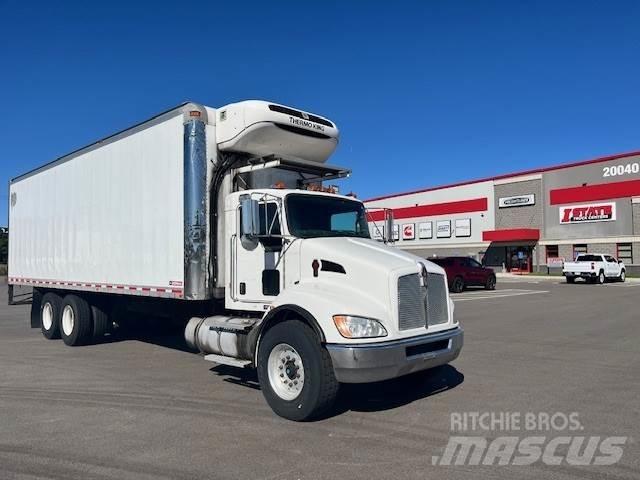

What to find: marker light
left=332, top=315, right=388, bottom=339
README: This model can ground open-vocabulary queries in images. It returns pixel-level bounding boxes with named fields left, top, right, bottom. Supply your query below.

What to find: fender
left=251, top=304, right=325, bottom=365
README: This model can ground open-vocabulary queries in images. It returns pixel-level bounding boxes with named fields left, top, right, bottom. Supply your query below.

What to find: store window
left=546, top=245, right=559, bottom=261
left=573, top=244, right=588, bottom=260
left=617, top=243, right=633, bottom=264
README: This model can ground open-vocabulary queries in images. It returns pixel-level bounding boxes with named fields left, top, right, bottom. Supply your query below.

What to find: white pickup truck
left=563, top=254, right=626, bottom=284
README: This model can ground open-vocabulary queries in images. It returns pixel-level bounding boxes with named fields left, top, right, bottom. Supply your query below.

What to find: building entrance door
left=506, top=246, right=532, bottom=273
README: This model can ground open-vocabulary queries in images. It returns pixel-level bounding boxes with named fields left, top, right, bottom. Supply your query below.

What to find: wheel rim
left=599, top=273, right=605, bottom=284
left=267, top=343, right=305, bottom=401
left=61, top=305, right=75, bottom=336
left=42, top=302, right=53, bottom=331
left=454, top=278, right=463, bottom=292
left=621, top=271, right=625, bottom=281
left=488, top=277, right=495, bottom=288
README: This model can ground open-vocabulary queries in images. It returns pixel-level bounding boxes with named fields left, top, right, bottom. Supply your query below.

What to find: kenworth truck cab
left=9, top=100, right=463, bottom=421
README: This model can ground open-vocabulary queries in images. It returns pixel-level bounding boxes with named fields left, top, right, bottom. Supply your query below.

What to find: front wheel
left=485, top=275, right=496, bottom=290
left=257, top=320, right=339, bottom=421
left=451, top=276, right=465, bottom=293
left=619, top=270, right=626, bottom=283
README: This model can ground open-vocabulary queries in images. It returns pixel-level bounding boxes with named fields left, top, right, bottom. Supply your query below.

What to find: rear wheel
left=60, top=294, right=92, bottom=346
left=451, top=276, right=465, bottom=293
left=566, top=276, right=575, bottom=284
left=40, top=292, right=63, bottom=339
left=258, top=320, right=339, bottom=421
left=597, top=271, right=605, bottom=285
left=485, top=275, right=496, bottom=290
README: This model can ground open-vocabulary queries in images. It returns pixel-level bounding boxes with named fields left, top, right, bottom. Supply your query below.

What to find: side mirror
left=240, top=196, right=260, bottom=248
left=383, top=209, right=394, bottom=243
left=618, top=260, right=623, bottom=264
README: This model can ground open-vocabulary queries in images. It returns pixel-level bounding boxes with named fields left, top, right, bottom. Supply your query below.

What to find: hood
left=299, top=237, right=446, bottom=277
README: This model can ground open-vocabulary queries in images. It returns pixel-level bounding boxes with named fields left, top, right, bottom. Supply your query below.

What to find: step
left=204, top=354, right=252, bottom=368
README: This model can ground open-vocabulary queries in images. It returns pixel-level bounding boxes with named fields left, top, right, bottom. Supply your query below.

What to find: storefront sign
left=559, top=202, right=616, bottom=224
left=499, top=194, right=536, bottom=208
left=547, top=257, right=565, bottom=267
left=436, top=220, right=451, bottom=238
left=455, top=218, right=471, bottom=237
left=418, top=221, right=432, bottom=239
left=402, top=223, right=415, bottom=240
left=392, top=224, right=400, bottom=241
left=371, top=224, right=383, bottom=240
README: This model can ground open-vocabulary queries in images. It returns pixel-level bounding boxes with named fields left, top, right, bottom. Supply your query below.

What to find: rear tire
left=451, top=276, right=465, bottom=293
left=60, top=294, right=92, bottom=346
left=566, top=276, right=575, bottom=284
left=40, top=292, right=63, bottom=339
left=485, top=275, right=496, bottom=290
left=257, top=320, right=339, bottom=421
left=597, top=271, right=605, bottom=285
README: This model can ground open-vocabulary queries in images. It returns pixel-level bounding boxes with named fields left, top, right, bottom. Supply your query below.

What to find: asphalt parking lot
left=1, top=279, right=639, bottom=480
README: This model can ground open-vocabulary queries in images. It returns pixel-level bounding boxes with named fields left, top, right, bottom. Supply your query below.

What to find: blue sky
left=2, top=0, right=640, bottom=224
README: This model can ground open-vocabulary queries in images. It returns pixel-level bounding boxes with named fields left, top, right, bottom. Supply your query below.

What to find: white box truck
left=8, top=100, right=463, bottom=420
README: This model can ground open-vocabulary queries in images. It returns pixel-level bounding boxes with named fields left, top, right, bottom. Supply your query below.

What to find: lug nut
left=279, top=365, right=283, bottom=369
left=280, top=373, right=284, bottom=377
left=293, top=380, right=298, bottom=385
left=286, top=355, right=291, bottom=360
left=289, top=382, right=293, bottom=387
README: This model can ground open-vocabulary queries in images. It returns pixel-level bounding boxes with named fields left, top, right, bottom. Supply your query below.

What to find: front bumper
left=326, top=326, right=463, bottom=383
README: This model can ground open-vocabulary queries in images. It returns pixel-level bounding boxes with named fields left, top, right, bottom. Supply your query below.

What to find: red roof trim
left=367, top=197, right=487, bottom=222
left=550, top=178, right=640, bottom=205
left=364, top=150, right=640, bottom=203
left=482, top=228, right=540, bottom=242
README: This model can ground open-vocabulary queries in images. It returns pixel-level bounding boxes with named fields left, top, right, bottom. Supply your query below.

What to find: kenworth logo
left=559, top=202, right=616, bottom=224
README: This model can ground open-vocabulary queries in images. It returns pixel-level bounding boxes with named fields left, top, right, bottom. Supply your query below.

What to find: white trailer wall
left=9, top=114, right=185, bottom=296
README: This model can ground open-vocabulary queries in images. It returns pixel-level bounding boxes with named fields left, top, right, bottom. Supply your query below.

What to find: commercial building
left=365, top=150, right=640, bottom=274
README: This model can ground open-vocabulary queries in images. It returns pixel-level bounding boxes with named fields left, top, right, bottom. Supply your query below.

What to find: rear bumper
left=564, top=271, right=596, bottom=278
left=326, top=326, right=463, bottom=383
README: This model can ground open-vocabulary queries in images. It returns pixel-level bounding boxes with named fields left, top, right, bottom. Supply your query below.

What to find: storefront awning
left=482, top=228, right=540, bottom=242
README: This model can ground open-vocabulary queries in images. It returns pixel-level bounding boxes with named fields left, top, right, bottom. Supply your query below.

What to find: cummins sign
left=559, top=202, right=616, bottom=224
left=498, top=194, right=535, bottom=208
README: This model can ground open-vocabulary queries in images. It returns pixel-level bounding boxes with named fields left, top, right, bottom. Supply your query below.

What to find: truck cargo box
left=9, top=103, right=213, bottom=300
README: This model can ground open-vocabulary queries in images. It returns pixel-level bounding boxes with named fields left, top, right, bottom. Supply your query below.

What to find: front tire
left=451, top=276, right=465, bottom=293
left=619, top=270, right=626, bottom=283
left=257, top=320, right=339, bottom=421
left=40, top=292, right=63, bottom=339
left=485, top=275, right=496, bottom=290
left=60, top=294, right=92, bottom=346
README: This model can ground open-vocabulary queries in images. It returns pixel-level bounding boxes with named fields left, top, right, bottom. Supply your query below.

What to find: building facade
left=365, top=151, right=640, bottom=274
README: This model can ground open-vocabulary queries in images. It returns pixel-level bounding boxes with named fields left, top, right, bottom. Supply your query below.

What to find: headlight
left=332, top=315, right=388, bottom=339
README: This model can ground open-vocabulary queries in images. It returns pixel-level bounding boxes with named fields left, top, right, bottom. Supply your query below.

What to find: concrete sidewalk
left=495, top=271, right=640, bottom=282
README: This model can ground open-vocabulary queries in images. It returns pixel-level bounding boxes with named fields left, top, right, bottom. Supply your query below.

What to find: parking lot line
left=452, top=289, right=548, bottom=302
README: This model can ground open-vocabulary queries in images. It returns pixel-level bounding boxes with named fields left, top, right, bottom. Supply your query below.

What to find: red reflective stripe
left=550, top=179, right=640, bottom=205
left=367, top=197, right=487, bottom=222
left=482, top=228, right=540, bottom=242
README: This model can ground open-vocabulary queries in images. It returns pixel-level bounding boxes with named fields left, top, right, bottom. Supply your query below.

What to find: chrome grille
left=426, top=272, right=449, bottom=326
left=398, top=274, right=426, bottom=330
left=397, top=272, right=449, bottom=330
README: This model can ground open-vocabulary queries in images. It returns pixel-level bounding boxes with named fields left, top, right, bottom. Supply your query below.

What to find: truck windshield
left=286, top=194, right=371, bottom=239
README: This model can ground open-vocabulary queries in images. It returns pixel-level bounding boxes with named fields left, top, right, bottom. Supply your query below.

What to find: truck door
left=604, top=255, right=619, bottom=277
left=234, top=199, right=284, bottom=304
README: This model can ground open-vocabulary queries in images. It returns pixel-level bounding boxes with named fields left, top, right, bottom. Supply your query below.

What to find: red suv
left=430, top=257, right=497, bottom=293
